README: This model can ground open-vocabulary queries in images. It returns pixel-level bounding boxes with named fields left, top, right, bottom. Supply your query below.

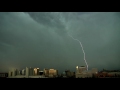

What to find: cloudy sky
left=0, top=12, right=120, bottom=73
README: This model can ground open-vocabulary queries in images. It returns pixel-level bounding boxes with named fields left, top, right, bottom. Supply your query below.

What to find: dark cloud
left=26, top=12, right=67, bottom=36
left=0, top=12, right=120, bottom=73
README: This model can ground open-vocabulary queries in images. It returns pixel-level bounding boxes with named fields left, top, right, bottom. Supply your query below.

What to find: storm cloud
left=0, top=12, right=120, bottom=73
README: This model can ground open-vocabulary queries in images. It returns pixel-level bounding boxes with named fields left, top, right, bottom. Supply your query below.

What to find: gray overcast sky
left=0, top=12, right=120, bottom=73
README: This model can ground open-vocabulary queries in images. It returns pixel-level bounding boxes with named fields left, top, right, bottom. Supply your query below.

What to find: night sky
left=0, top=12, right=120, bottom=73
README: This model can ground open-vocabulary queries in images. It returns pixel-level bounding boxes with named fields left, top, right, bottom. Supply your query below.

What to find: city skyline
left=1, top=65, right=120, bottom=78
left=0, top=12, right=120, bottom=73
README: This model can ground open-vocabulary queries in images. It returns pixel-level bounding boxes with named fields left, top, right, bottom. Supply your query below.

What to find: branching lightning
left=68, top=34, right=88, bottom=71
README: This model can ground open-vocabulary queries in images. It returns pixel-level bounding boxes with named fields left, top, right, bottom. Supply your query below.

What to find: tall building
left=29, top=67, right=34, bottom=76
left=16, top=69, right=19, bottom=75
left=22, top=69, right=26, bottom=75
left=44, top=69, right=49, bottom=77
left=12, top=68, right=16, bottom=77
left=26, top=67, right=29, bottom=77
left=34, top=68, right=39, bottom=75
left=19, top=70, right=22, bottom=75
left=8, top=68, right=17, bottom=77
left=55, top=70, right=58, bottom=76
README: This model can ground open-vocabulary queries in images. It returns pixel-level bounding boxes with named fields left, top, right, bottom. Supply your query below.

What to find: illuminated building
left=43, top=68, right=58, bottom=77
left=8, top=68, right=27, bottom=78
left=26, top=67, right=34, bottom=77
left=34, top=68, right=39, bottom=75
left=22, top=69, right=26, bottom=75
left=76, top=66, right=79, bottom=73
left=79, top=66, right=87, bottom=73
left=76, top=66, right=87, bottom=74
left=7, top=67, right=59, bottom=78
left=76, top=66, right=94, bottom=78
left=49, top=69, right=58, bottom=77
left=44, top=69, right=49, bottom=77
left=49, top=69, right=55, bottom=77
left=8, top=68, right=17, bottom=77
left=49, top=69, right=54, bottom=75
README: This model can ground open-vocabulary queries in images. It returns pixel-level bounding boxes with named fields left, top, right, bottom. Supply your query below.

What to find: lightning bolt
left=68, top=34, right=88, bottom=71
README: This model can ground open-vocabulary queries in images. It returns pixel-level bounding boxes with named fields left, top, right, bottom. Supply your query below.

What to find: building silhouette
left=34, top=68, right=39, bottom=75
